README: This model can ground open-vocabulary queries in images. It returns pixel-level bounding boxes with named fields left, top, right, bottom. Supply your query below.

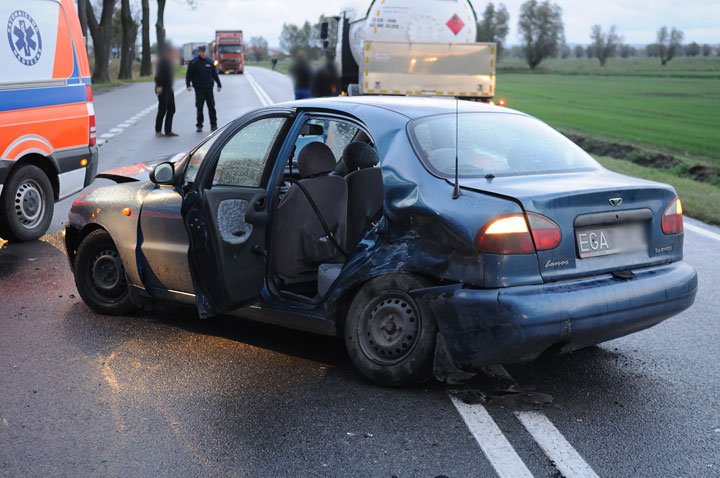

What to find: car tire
left=344, top=274, right=437, bottom=387
left=0, top=164, right=54, bottom=242
left=74, top=230, right=135, bottom=315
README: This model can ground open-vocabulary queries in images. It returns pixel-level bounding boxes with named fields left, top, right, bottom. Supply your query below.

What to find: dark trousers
left=155, top=89, right=175, bottom=134
left=194, top=87, right=217, bottom=129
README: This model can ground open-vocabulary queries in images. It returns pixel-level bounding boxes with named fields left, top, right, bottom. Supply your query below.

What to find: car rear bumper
left=415, top=261, right=697, bottom=375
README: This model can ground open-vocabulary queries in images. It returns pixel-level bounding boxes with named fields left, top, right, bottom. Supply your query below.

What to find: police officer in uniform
left=185, top=45, right=222, bottom=132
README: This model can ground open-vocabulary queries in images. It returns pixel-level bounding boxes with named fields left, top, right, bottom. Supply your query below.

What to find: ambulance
left=0, top=0, right=97, bottom=241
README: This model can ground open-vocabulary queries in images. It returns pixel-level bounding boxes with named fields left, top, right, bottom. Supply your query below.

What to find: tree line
left=77, top=0, right=198, bottom=84
left=479, top=0, right=715, bottom=68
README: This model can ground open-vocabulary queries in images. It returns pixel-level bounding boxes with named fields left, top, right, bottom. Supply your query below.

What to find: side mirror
left=320, top=22, right=329, bottom=40
left=150, top=161, right=175, bottom=185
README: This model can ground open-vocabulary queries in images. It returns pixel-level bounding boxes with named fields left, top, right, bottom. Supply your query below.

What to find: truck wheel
left=344, top=274, right=437, bottom=387
left=74, top=230, right=135, bottom=315
left=0, top=164, right=54, bottom=241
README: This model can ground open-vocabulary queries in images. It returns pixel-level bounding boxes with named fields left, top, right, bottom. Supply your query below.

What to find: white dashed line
left=515, top=411, right=600, bottom=478
left=449, top=394, right=534, bottom=478
left=96, top=85, right=188, bottom=148
left=685, top=222, right=720, bottom=243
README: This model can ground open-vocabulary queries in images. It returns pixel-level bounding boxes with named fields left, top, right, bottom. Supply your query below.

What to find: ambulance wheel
left=0, top=164, right=54, bottom=242
left=344, top=274, right=437, bottom=387
left=74, top=230, right=135, bottom=315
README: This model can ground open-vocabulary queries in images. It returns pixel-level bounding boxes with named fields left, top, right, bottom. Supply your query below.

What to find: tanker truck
left=327, top=0, right=496, bottom=101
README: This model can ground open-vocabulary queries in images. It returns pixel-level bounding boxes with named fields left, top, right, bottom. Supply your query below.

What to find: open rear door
left=181, top=113, right=292, bottom=317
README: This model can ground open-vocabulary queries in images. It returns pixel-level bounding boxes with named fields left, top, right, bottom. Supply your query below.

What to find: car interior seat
left=272, top=142, right=348, bottom=291
left=343, top=142, right=383, bottom=249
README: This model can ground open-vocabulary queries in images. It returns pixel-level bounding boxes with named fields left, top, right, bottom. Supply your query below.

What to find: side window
left=293, top=119, right=360, bottom=166
left=183, top=125, right=228, bottom=183
left=213, top=117, right=286, bottom=187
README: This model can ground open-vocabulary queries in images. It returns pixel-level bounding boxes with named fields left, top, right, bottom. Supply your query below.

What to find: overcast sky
left=153, top=0, right=720, bottom=47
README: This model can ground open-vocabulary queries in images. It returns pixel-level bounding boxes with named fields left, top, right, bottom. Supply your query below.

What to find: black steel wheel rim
left=90, top=249, right=127, bottom=300
left=358, top=291, right=421, bottom=365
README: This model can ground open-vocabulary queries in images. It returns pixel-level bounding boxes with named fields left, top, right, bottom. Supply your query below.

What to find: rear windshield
left=407, top=113, right=600, bottom=178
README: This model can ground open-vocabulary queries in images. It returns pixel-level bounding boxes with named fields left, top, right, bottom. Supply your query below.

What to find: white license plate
left=575, top=223, right=647, bottom=258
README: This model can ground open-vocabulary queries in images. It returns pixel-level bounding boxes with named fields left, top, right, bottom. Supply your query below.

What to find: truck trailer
left=330, top=0, right=496, bottom=101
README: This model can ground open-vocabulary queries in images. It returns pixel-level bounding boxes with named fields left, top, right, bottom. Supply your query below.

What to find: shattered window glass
left=293, top=119, right=359, bottom=165
left=213, top=117, right=286, bottom=187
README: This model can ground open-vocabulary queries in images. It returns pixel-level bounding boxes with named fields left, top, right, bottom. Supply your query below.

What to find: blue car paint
left=65, top=97, right=698, bottom=380
left=419, top=261, right=697, bottom=379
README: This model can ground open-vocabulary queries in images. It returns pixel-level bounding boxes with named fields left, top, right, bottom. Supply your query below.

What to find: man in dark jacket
left=154, top=46, right=177, bottom=137
left=186, top=45, right=222, bottom=132
left=290, top=50, right=313, bottom=100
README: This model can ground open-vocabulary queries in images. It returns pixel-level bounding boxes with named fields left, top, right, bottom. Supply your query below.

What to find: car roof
left=277, top=96, right=527, bottom=120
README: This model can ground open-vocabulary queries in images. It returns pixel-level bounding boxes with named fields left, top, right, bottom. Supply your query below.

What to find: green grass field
left=498, top=56, right=720, bottom=78
left=496, top=73, right=720, bottom=159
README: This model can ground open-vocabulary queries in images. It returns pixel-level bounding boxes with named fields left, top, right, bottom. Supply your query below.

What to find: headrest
left=298, top=142, right=336, bottom=178
left=342, top=142, right=379, bottom=171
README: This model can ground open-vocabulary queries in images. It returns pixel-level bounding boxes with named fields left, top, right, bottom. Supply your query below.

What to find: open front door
left=182, top=114, right=292, bottom=317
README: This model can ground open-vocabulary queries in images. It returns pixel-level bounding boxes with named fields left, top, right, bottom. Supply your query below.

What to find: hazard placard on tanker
left=361, top=41, right=496, bottom=99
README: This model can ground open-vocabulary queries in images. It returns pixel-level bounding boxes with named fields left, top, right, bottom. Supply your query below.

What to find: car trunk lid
left=459, top=169, right=683, bottom=281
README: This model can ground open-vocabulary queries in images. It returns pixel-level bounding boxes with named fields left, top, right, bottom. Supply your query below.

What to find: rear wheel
left=344, top=274, right=437, bottom=387
left=0, top=164, right=54, bottom=241
left=74, top=230, right=135, bottom=315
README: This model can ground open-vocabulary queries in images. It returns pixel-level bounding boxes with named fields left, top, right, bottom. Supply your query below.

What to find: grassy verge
left=596, top=155, right=720, bottom=225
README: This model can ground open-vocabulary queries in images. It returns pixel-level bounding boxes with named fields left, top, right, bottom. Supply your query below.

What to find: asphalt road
left=1, top=67, right=719, bottom=477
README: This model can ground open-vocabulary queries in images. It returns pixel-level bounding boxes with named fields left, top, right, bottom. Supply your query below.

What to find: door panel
left=183, top=113, right=292, bottom=317
left=138, top=187, right=194, bottom=294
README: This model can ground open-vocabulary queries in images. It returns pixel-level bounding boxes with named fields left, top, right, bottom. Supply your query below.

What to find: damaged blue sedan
left=64, top=97, right=697, bottom=386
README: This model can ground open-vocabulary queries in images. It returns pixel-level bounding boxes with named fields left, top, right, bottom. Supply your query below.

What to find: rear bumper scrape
left=414, top=261, right=698, bottom=377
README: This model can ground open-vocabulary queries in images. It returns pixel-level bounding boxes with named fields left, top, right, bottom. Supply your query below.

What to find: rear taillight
left=86, top=85, right=96, bottom=147
left=88, top=114, right=96, bottom=147
left=661, top=198, right=683, bottom=235
left=475, top=212, right=561, bottom=254
left=527, top=212, right=562, bottom=250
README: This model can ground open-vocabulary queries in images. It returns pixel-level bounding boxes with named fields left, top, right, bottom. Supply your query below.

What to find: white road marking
left=685, top=222, right=720, bottom=243
left=245, top=69, right=274, bottom=106
left=449, top=394, right=534, bottom=478
left=515, top=411, right=599, bottom=478
left=95, top=85, right=186, bottom=148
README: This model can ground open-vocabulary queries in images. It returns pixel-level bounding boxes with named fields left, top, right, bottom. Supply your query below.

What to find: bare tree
left=517, top=0, right=564, bottom=69
left=118, top=0, right=138, bottom=79
left=477, top=2, right=510, bottom=58
left=590, top=25, right=621, bottom=66
left=86, top=0, right=116, bottom=83
left=77, top=0, right=88, bottom=44
left=157, top=0, right=201, bottom=51
left=656, top=26, right=684, bottom=65
left=140, top=0, right=151, bottom=76
left=249, top=36, right=268, bottom=62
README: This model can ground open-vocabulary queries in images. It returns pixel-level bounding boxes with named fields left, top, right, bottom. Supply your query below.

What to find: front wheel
left=344, top=274, right=437, bottom=387
left=0, top=164, right=54, bottom=241
left=74, top=230, right=135, bottom=315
